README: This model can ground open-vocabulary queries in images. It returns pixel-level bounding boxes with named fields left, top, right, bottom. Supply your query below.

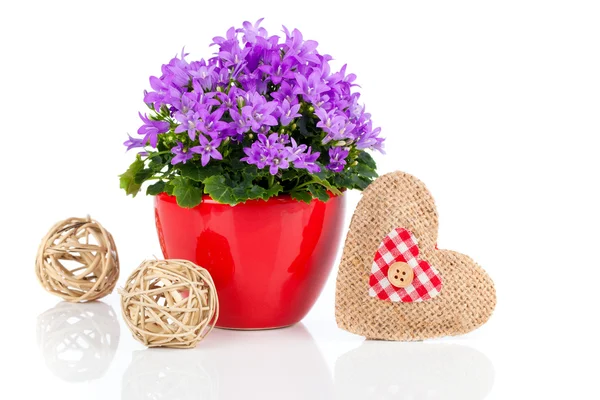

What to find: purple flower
left=328, top=119, right=356, bottom=142
left=347, top=93, right=365, bottom=120
left=219, top=44, right=250, bottom=68
left=171, top=93, right=197, bottom=115
left=241, top=133, right=291, bottom=175
left=327, top=147, right=349, bottom=172
left=277, top=133, right=291, bottom=146
left=258, top=53, right=296, bottom=85
left=190, top=135, right=223, bottom=166
left=152, top=50, right=191, bottom=91
left=327, top=64, right=357, bottom=96
left=189, top=61, right=217, bottom=91
left=282, top=27, right=320, bottom=65
left=228, top=109, right=251, bottom=135
left=238, top=70, right=268, bottom=93
left=197, top=108, right=229, bottom=139
left=286, top=137, right=307, bottom=161
left=293, top=70, right=330, bottom=104
left=212, top=26, right=237, bottom=48
left=188, top=86, right=220, bottom=108
left=241, top=145, right=269, bottom=169
left=286, top=138, right=321, bottom=174
left=127, top=20, right=385, bottom=194
left=123, top=134, right=145, bottom=151
left=244, top=41, right=268, bottom=72
left=294, top=147, right=321, bottom=174
left=315, top=108, right=345, bottom=135
left=171, top=142, right=193, bottom=165
left=262, top=132, right=285, bottom=149
left=277, top=99, right=301, bottom=127
left=216, top=87, right=243, bottom=111
left=270, top=81, right=297, bottom=105
left=164, top=62, right=190, bottom=89
left=356, top=121, right=384, bottom=152
left=144, top=76, right=180, bottom=111
left=241, top=94, right=278, bottom=132
left=265, top=148, right=290, bottom=175
left=137, top=113, right=170, bottom=147
left=238, top=18, right=268, bottom=44
left=174, top=111, right=202, bottom=140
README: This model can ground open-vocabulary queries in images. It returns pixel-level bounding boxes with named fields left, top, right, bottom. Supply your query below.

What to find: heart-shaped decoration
left=335, top=171, right=496, bottom=340
left=369, top=227, right=442, bottom=302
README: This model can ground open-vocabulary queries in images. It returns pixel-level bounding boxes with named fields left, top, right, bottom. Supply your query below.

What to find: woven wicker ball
left=120, top=259, right=219, bottom=349
left=36, top=216, right=120, bottom=302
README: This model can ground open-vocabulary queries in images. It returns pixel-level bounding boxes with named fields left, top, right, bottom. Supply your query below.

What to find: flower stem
left=142, top=150, right=171, bottom=160
left=295, top=179, right=317, bottom=190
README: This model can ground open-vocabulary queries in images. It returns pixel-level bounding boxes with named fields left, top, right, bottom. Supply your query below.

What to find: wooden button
left=388, top=262, right=414, bottom=288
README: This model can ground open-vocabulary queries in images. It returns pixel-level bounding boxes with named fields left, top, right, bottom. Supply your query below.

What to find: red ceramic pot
left=154, top=192, right=346, bottom=329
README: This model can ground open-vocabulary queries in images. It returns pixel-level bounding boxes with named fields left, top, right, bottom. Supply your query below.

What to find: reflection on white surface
left=122, top=324, right=333, bottom=400
left=122, top=348, right=216, bottom=399
left=36, top=301, right=120, bottom=382
left=335, top=341, right=494, bottom=400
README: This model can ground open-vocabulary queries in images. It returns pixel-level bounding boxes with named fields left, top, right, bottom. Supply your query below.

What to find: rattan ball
left=120, top=259, right=219, bottom=349
left=36, top=216, right=120, bottom=302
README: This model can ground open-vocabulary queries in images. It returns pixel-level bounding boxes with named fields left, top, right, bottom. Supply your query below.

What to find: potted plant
left=120, top=19, right=384, bottom=329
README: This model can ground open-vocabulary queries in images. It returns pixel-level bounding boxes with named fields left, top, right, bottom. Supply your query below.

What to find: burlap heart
left=335, top=171, right=496, bottom=340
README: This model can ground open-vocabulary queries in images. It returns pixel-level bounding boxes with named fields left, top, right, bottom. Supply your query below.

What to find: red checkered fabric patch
left=368, top=227, right=442, bottom=302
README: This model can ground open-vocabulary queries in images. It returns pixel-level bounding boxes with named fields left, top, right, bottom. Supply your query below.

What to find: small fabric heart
left=335, top=171, right=496, bottom=341
left=369, top=227, right=442, bottom=302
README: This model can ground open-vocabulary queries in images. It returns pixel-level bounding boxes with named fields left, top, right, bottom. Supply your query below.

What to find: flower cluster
left=120, top=19, right=384, bottom=207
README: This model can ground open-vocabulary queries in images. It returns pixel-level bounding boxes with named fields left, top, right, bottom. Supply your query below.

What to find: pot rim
left=156, top=190, right=344, bottom=206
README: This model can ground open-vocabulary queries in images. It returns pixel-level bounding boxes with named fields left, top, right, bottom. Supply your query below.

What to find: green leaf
left=308, top=184, right=330, bottom=202
left=119, top=157, right=145, bottom=197
left=263, top=183, right=283, bottom=200
left=354, top=176, right=373, bottom=190
left=358, top=151, right=377, bottom=169
left=233, top=184, right=267, bottom=203
left=172, top=178, right=203, bottom=208
left=354, top=163, right=378, bottom=179
left=179, top=163, right=224, bottom=182
left=330, top=173, right=352, bottom=189
left=311, top=174, right=342, bottom=196
left=229, top=157, right=247, bottom=171
left=134, top=168, right=154, bottom=184
left=240, top=164, right=263, bottom=181
left=150, top=154, right=163, bottom=164
left=232, top=181, right=265, bottom=202
left=203, top=175, right=237, bottom=205
left=290, top=190, right=312, bottom=204
left=164, top=183, right=175, bottom=196
left=230, top=165, right=274, bottom=203
left=281, top=169, right=302, bottom=181
left=247, top=185, right=268, bottom=200
left=146, top=181, right=166, bottom=195
left=148, top=154, right=165, bottom=171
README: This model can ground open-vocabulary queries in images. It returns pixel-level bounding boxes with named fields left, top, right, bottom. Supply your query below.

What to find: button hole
left=394, top=275, right=398, bottom=280
left=402, top=271, right=406, bottom=275
left=400, top=278, right=404, bottom=282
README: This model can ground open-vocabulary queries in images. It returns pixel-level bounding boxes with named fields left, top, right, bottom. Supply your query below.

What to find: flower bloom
left=126, top=18, right=384, bottom=175
left=171, top=142, right=193, bottom=165
left=190, top=135, right=223, bottom=166
left=138, top=113, right=170, bottom=147
left=328, top=147, right=349, bottom=172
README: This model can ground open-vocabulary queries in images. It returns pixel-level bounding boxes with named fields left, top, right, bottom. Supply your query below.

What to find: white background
left=1, top=0, right=599, bottom=398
